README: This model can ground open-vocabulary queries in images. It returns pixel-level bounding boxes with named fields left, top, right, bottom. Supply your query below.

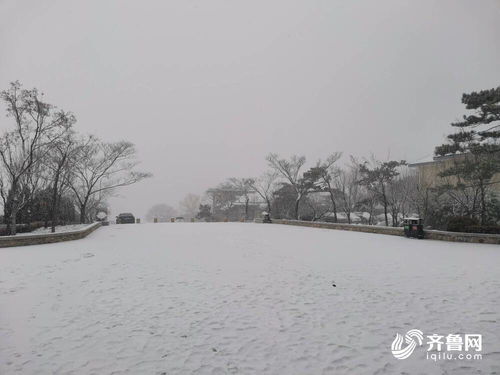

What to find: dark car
left=116, top=213, right=135, bottom=224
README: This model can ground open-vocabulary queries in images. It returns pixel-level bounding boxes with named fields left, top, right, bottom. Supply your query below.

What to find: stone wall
left=270, top=219, right=500, bottom=245
left=0, top=223, right=102, bottom=248
left=424, top=229, right=500, bottom=245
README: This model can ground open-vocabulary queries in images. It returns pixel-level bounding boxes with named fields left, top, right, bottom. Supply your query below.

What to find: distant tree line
left=199, top=85, right=500, bottom=232
left=0, top=81, right=151, bottom=235
left=145, top=194, right=201, bottom=222
left=199, top=153, right=414, bottom=226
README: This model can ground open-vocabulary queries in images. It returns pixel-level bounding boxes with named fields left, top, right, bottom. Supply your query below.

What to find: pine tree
left=435, top=86, right=500, bottom=225
left=358, top=160, right=406, bottom=226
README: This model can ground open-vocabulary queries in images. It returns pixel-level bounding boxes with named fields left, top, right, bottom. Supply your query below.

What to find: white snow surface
left=2, top=224, right=93, bottom=238
left=31, top=224, right=92, bottom=235
left=0, top=223, right=499, bottom=374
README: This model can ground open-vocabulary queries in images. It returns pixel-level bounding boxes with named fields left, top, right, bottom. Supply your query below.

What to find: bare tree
left=0, top=81, right=70, bottom=234
left=313, top=153, right=342, bottom=222
left=68, top=135, right=151, bottom=223
left=386, top=167, right=417, bottom=226
left=359, top=158, right=406, bottom=226
left=206, top=183, right=241, bottom=220
left=179, top=193, right=201, bottom=219
left=357, top=188, right=378, bottom=225
left=228, top=177, right=255, bottom=220
left=303, top=193, right=332, bottom=221
left=335, top=157, right=361, bottom=224
left=146, top=203, right=177, bottom=222
left=44, top=128, right=77, bottom=232
left=249, top=171, right=278, bottom=215
left=266, top=153, right=308, bottom=219
left=85, top=191, right=111, bottom=223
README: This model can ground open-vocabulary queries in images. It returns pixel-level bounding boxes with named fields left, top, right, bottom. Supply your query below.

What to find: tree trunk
left=4, top=203, right=11, bottom=235
left=328, top=191, right=338, bottom=223
left=294, top=198, right=300, bottom=220
left=480, top=183, right=487, bottom=225
left=343, top=195, right=351, bottom=224
left=50, top=168, right=62, bottom=233
left=391, top=209, right=397, bottom=227
left=266, top=198, right=272, bottom=215
left=381, top=184, right=389, bottom=226
left=383, top=204, right=389, bottom=226
left=5, top=186, right=15, bottom=235
left=10, top=211, right=17, bottom=236
left=50, top=193, right=59, bottom=233
left=245, top=197, right=249, bottom=220
left=368, top=202, right=374, bottom=225
left=382, top=194, right=389, bottom=226
left=79, top=194, right=92, bottom=224
left=80, top=205, right=86, bottom=224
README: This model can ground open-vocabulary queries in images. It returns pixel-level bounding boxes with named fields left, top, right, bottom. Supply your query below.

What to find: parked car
left=116, top=213, right=135, bottom=224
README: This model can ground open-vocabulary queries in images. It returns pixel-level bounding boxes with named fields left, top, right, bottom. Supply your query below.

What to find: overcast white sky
left=1, top=0, right=500, bottom=218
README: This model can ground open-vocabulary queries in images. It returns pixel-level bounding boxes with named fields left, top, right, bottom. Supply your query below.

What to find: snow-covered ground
left=0, top=223, right=499, bottom=374
left=0, top=224, right=93, bottom=238
left=31, top=224, right=91, bottom=235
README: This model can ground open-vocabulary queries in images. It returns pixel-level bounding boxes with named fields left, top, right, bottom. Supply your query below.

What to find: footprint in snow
left=83, top=252, right=95, bottom=258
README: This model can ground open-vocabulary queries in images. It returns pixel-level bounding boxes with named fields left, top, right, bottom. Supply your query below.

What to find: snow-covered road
left=1, top=223, right=499, bottom=374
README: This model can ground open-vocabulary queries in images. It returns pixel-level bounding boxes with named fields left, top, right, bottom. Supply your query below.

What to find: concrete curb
left=270, top=219, right=500, bottom=245
left=0, top=222, right=102, bottom=248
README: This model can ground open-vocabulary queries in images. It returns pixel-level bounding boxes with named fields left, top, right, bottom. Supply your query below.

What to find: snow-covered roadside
left=31, top=224, right=90, bottom=235
left=0, top=223, right=499, bottom=374
left=1, top=223, right=94, bottom=238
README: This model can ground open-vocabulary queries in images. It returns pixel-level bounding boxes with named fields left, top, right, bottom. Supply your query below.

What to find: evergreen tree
left=358, top=160, right=406, bottom=226
left=435, top=86, right=500, bottom=224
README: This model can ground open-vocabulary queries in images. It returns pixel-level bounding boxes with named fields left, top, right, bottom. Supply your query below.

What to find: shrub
left=0, top=224, right=30, bottom=236
left=446, top=216, right=479, bottom=232
left=464, top=225, right=500, bottom=234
